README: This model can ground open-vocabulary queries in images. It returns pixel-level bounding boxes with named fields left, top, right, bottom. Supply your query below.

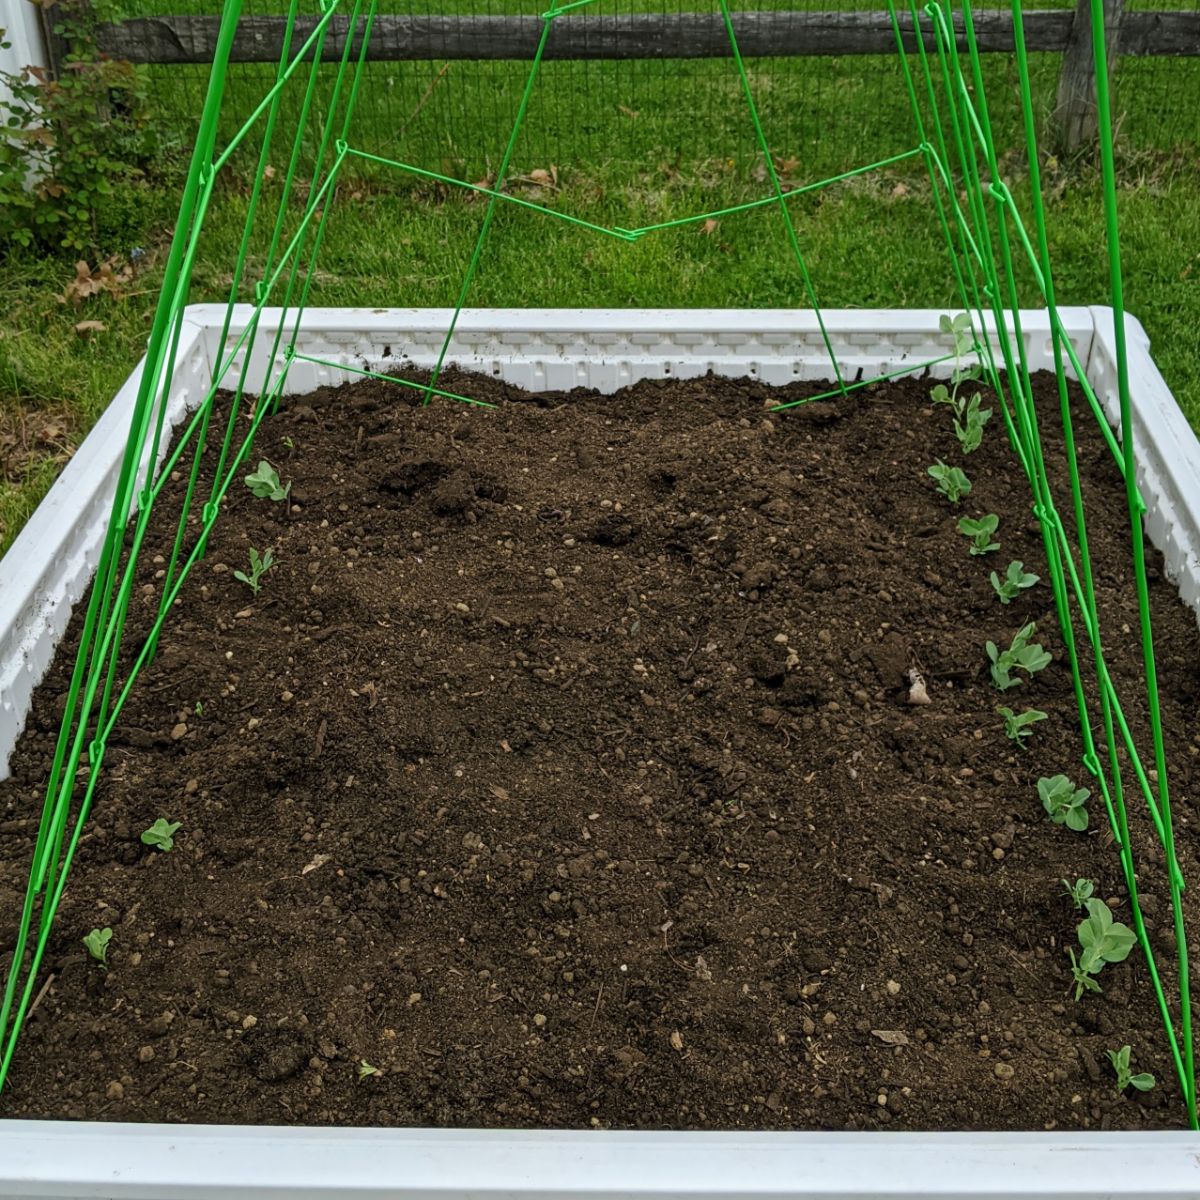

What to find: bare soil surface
left=2, top=366, right=1199, bottom=1130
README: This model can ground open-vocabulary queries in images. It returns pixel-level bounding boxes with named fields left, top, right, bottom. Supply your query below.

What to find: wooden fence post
left=1053, top=0, right=1124, bottom=153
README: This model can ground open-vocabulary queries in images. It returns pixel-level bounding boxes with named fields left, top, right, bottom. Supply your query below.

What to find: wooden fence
left=78, top=3, right=1200, bottom=151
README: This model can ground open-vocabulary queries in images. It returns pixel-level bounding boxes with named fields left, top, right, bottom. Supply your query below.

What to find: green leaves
left=358, top=1060, right=381, bottom=1082
left=233, top=546, right=275, bottom=596
left=0, top=1, right=166, bottom=253
left=939, top=310, right=973, bottom=355
left=1039, top=773, right=1091, bottom=832
left=1107, top=1045, right=1155, bottom=1094
left=244, top=460, right=290, bottom=502
left=1078, top=898, right=1136, bottom=968
left=997, top=705, right=1047, bottom=746
left=1061, top=877, right=1095, bottom=909
left=83, top=926, right=112, bottom=969
left=928, top=459, right=971, bottom=504
left=953, top=393, right=991, bottom=454
left=957, top=513, right=1000, bottom=556
left=1066, top=899, right=1136, bottom=1000
left=1067, top=948, right=1102, bottom=1000
left=991, top=559, right=1039, bottom=604
left=141, top=818, right=181, bottom=852
left=933, top=314, right=989, bottom=453
left=987, top=621, right=1051, bottom=690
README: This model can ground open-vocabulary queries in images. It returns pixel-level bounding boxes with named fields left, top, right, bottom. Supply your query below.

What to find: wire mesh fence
left=109, top=0, right=1199, bottom=185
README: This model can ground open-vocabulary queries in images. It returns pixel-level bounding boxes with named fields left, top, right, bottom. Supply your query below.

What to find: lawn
left=2, top=38, right=1198, bottom=555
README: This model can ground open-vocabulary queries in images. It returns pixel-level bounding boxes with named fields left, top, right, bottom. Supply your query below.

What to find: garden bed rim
left=1, top=1122, right=1200, bottom=1198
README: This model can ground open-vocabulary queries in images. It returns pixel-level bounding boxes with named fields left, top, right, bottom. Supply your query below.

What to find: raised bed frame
left=1, top=306, right=1199, bottom=1197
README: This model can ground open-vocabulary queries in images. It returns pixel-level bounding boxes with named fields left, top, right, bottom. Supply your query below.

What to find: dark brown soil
left=2, top=365, right=1199, bottom=1131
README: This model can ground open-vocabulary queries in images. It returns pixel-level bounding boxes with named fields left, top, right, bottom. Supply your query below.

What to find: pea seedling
left=244, top=460, right=290, bottom=502
left=141, top=818, right=181, bottom=852
left=953, top=393, right=992, bottom=454
left=933, top=313, right=991, bottom=454
left=957, top=513, right=1000, bottom=556
left=233, top=547, right=275, bottom=595
left=1068, top=898, right=1136, bottom=999
left=1061, top=877, right=1095, bottom=909
left=991, top=560, right=1039, bottom=604
left=987, top=621, right=1051, bottom=690
left=1107, top=1045, right=1155, bottom=1094
left=1039, top=773, right=1091, bottom=832
left=927, top=460, right=972, bottom=504
left=358, top=1060, right=381, bottom=1081
left=997, top=705, right=1047, bottom=746
left=83, top=927, right=112, bottom=969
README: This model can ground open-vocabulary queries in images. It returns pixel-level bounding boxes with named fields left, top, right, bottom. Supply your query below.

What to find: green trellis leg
left=0, top=0, right=247, bottom=1082
left=153, top=0, right=304, bottom=651
left=1086, top=0, right=1196, bottom=1122
left=717, top=0, right=845, bottom=394
left=422, top=17, right=556, bottom=406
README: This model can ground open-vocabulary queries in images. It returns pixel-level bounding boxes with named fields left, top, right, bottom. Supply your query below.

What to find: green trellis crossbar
left=0, top=0, right=1193, bottom=1127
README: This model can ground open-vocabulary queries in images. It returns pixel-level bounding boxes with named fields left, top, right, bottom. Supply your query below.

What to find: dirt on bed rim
left=2, top=365, right=1199, bottom=1132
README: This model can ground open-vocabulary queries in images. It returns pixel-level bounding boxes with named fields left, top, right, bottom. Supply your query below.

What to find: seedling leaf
left=83, top=926, right=112, bottom=968
left=1038, top=774, right=1090, bottom=832
left=1107, top=1045, right=1156, bottom=1094
left=927, top=460, right=972, bottom=504
left=990, top=559, right=1039, bottom=604
left=234, top=547, right=275, bottom=595
left=958, top=513, right=1000, bottom=556
left=998, top=706, right=1047, bottom=746
left=244, top=460, right=291, bottom=502
left=141, top=817, right=182, bottom=851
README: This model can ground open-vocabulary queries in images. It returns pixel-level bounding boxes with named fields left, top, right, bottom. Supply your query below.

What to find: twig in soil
left=680, top=630, right=704, bottom=671
left=27, top=973, right=56, bottom=1021
left=586, top=983, right=605, bottom=1037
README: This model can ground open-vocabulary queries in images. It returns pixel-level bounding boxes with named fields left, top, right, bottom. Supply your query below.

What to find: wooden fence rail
left=93, top=8, right=1200, bottom=64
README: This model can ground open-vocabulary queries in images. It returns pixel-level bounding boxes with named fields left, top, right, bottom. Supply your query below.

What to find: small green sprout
left=1068, top=900, right=1136, bottom=999
left=957, top=513, right=1000, bottom=556
left=997, top=705, right=1048, bottom=746
left=1039, top=774, right=1091, bottom=832
left=244, top=460, right=290, bottom=502
left=1107, top=1045, right=1155, bottom=1094
left=953, top=393, right=992, bottom=455
left=141, top=818, right=182, bottom=852
left=282, top=435, right=295, bottom=450
left=83, top=927, right=112, bottom=969
left=991, top=560, right=1039, bottom=604
left=927, top=460, right=972, bottom=504
left=357, top=1060, right=381, bottom=1082
left=987, top=621, right=1051, bottom=690
left=233, top=547, right=275, bottom=596
left=1061, top=877, right=1095, bottom=909
left=933, top=314, right=990, bottom=453
left=194, top=700, right=204, bottom=717
left=1067, top=947, right=1101, bottom=999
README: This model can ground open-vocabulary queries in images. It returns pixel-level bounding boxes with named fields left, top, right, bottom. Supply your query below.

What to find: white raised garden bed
left=1, top=307, right=1199, bottom=1197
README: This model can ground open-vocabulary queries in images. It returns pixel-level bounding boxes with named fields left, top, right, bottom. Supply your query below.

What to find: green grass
left=2, top=35, right=1198, bottom=554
